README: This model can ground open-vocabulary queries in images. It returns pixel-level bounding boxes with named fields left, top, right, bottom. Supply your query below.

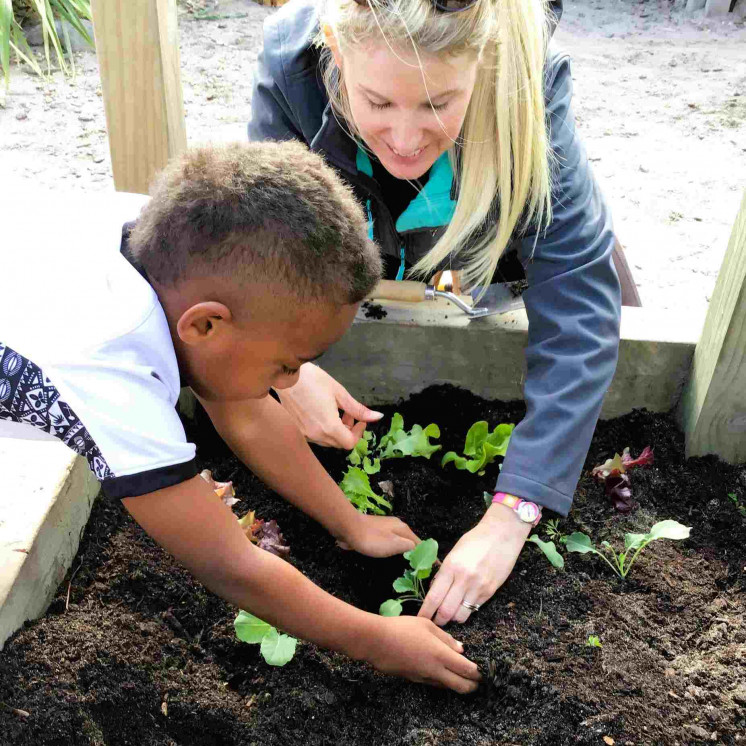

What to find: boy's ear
left=176, top=302, right=233, bottom=346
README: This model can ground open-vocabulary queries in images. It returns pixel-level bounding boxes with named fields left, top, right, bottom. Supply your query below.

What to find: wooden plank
left=679, top=191, right=746, bottom=462
left=319, top=304, right=702, bottom=419
left=91, top=0, right=186, bottom=194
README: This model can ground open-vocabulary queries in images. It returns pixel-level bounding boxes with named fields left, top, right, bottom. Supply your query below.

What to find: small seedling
left=586, top=635, right=602, bottom=649
left=442, top=421, right=514, bottom=475
left=347, top=431, right=381, bottom=474
left=591, top=446, right=654, bottom=513
left=380, top=538, right=438, bottom=616
left=544, top=518, right=564, bottom=542
left=564, top=520, right=690, bottom=579
left=526, top=534, right=564, bottom=569
left=234, top=611, right=297, bottom=666
left=339, top=466, right=392, bottom=515
left=378, top=413, right=442, bottom=460
left=728, top=492, right=746, bottom=518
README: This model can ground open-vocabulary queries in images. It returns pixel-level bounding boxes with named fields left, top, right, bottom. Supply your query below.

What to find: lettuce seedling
left=380, top=538, right=438, bottom=616
left=564, top=519, right=690, bottom=579
left=378, top=413, right=442, bottom=460
left=234, top=610, right=297, bottom=666
left=347, top=431, right=381, bottom=475
left=586, top=635, right=602, bottom=649
left=728, top=492, right=746, bottom=518
left=591, top=446, right=654, bottom=513
left=339, top=466, right=392, bottom=515
left=544, top=518, right=565, bottom=543
left=441, top=421, right=514, bottom=475
left=527, top=534, right=565, bottom=569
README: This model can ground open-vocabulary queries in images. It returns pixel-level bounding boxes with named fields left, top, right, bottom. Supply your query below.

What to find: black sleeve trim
left=102, top=458, right=199, bottom=499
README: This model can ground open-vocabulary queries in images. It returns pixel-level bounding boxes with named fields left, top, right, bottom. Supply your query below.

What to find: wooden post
left=679, top=191, right=746, bottom=462
left=91, top=0, right=186, bottom=194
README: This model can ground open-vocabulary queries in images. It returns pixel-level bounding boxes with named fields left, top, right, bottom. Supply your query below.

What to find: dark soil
left=1, top=385, right=745, bottom=746
left=361, top=301, right=388, bottom=319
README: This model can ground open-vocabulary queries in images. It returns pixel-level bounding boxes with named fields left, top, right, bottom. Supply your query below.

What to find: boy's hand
left=336, top=514, right=421, bottom=557
left=364, top=616, right=481, bottom=694
left=275, top=363, right=383, bottom=449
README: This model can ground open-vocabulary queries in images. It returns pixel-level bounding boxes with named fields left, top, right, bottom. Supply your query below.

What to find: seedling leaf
left=624, top=532, right=647, bottom=551
left=528, top=535, right=565, bottom=569
left=393, top=571, right=417, bottom=594
left=565, top=532, right=596, bottom=554
left=646, top=520, right=690, bottom=541
left=234, top=610, right=272, bottom=644
left=339, top=466, right=392, bottom=515
left=380, top=599, right=403, bottom=617
left=260, top=628, right=297, bottom=666
left=404, top=538, right=438, bottom=579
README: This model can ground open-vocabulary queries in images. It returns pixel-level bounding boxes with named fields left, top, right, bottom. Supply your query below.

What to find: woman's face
left=337, top=40, right=479, bottom=180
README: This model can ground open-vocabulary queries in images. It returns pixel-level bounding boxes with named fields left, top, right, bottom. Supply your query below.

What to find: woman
left=249, top=0, right=635, bottom=627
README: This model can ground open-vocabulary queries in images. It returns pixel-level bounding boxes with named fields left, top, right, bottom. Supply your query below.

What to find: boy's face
left=194, top=299, right=359, bottom=402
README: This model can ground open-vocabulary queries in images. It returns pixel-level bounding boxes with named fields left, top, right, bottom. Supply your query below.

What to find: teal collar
left=356, top=148, right=457, bottom=234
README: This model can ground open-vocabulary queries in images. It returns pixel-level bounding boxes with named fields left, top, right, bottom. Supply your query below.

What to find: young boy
left=0, top=142, right=480, bottom=694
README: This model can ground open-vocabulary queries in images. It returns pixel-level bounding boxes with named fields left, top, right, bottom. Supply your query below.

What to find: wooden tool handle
left=367, top=280, right=427, bottom=303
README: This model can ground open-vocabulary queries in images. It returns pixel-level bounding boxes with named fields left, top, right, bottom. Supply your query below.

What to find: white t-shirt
left=0, top=188, right=197, bottom=498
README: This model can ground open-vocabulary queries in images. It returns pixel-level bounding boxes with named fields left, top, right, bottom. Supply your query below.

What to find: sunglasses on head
left=352, top=0, right=479, bottom=13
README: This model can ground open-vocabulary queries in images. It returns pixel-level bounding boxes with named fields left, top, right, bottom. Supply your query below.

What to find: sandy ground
left=1, top=0, right=744, bottom=313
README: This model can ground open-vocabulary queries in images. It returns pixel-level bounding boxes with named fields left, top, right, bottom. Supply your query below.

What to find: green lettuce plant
left=441, top=421, right=514, bottom=475
left=728, top=492, right=746, bottom=518
left=586, top=635, right=602, bottom=649
left=234, top=610, right=297, bottom=666
left=564, top=520, right=690, bottom=579
left=347, top=431, right=380, bottom=474
left=380, top=538, right=438, bottom=616
left=339, top=466, right=392, bottom=515
left=378, top=413, right=441, bottom=460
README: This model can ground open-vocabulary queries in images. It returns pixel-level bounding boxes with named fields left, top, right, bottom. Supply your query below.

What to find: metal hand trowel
left=365, top=278, right=525, bottom=319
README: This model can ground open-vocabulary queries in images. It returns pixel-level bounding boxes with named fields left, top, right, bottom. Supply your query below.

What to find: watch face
left=517, top=501, right=540, bottom=523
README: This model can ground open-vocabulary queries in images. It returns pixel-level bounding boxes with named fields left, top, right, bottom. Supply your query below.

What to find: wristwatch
left=492, top=492, right=542, bottom=526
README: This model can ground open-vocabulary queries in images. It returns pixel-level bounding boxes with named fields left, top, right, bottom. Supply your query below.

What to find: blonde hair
left=316, top=0, right=554, bottom=291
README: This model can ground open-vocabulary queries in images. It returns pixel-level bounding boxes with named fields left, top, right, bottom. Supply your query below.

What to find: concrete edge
left=0, top=448, right=99, bottom=650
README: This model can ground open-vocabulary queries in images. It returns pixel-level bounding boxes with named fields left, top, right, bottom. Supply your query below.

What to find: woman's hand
left=336, top=514, right=421, bottom=558
left=418, top=503, right=532, bottom=626
left=275, top=363, right=383, bottom=449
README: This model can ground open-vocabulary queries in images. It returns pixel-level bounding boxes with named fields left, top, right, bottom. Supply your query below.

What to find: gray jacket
left=248, top=0, right=621, bottom=516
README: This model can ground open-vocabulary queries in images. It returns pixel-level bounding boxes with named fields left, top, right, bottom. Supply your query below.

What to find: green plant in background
left=339, top=466, right=392, bottom=515
left=379, top=538, right=439, bottom=616
left=526, top=534, right=565, bottom=569
left=1, top=0, right=93, bottom=91
left=347, top=430, right=380, bottom=474
left=234, top=610, right=297, bottom=667
left=441, top=421, right=514, bottom=475
left=586, top=635, right=602, bottom=649
left=728, top=492, right=746, bottom=518
left=378, top=413, right=441, bottom=460
left=564, top=520, right=691, bottom=580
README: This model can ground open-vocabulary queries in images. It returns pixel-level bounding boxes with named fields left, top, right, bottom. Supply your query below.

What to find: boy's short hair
left=129, top=141, right=381, bottom=305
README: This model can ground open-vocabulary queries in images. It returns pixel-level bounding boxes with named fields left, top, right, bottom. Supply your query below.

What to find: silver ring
left=461, top=600, right=480, bottom=612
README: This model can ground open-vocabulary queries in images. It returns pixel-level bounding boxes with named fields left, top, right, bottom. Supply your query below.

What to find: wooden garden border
left=91, top=0, right=746, bottom=464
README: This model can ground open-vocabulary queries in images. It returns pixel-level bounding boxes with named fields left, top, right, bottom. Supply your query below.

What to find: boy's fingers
left=394, top=522, right=421, bottom=545
left=434, top=667, right=480, bottom=694
left=330, top=422, right=362, bottom=450
left=336, top=389, right=384, bottom=423
left=431, top=625, right=464, bottom=653
left=349, top=420, right=368, bottom=442
left=341, top=412, right=355, bottom=428
left=418, top=568, right=453, bottom=621
left=444, top=651, right=482, bottom=682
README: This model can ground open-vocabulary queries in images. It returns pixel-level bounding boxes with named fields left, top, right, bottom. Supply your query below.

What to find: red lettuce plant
left=591, top=446, right=654, bottom=513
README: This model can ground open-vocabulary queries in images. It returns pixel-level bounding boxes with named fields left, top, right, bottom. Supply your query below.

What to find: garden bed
left=0, top=385, right=744, bottom=746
